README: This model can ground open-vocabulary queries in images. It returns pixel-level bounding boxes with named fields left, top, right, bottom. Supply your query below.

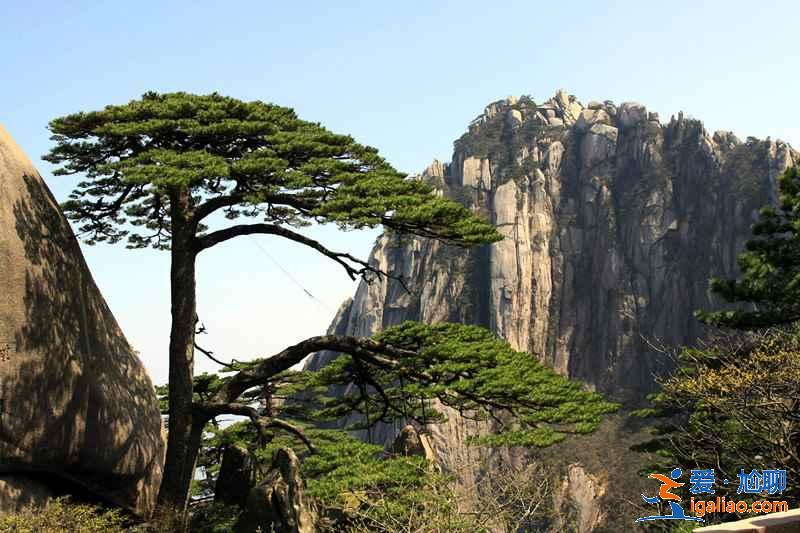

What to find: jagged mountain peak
left=306, top=91, right=797, bottom=488
left=304, top=95, right=798, bottom=530
left=310, top=93, right=797, bottom=398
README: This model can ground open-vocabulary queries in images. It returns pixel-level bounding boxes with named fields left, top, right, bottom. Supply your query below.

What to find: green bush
left=0, top=498, right=126, bottom=532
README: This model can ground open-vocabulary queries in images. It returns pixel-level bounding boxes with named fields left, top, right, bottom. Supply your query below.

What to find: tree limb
left=194, top=341, right=238, bottom=370
left=196, top=222, right=405, bottom=289
left=194, top=401, right=316, bottom=453
left=191, top=193, right=245, bottom=223
left=217, top=335, right=415, bottom=403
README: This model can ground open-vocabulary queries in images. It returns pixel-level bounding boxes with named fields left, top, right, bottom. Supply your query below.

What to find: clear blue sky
left=3, top=1, right=798, bottom=385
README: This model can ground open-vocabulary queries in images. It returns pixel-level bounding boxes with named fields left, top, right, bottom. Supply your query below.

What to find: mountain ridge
left=303, top=90, right=798, bottom=529
left=308, top=89, right=796, bottom=397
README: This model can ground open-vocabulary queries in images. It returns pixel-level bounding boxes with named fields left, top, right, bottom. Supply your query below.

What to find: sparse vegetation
left=0, top=498, right=126, bottom=533
left=192, top=422, right=557, bottom=532
left=635, top=328, right=800, bottom=508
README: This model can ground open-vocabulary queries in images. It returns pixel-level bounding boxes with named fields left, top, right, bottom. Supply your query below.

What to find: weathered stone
left=215, top=444, right=254, bottom=508
left=0, top=476, right=54, bottom=513
left=575, top=108, right=611, bottom=133
left=461, top=156, right=492, bottom=190
left=617, top=101, right=648, bottom=128
left=0, top=124, right=165, bottom=516
left=389, top=425, right=439, bottom=468
left=553, top=464, right=606, bottom=533
left=580, top=123, right=618, bottom=166
left=237, top=448, right=315, bottom=533
left=553, top=89, right=583, bottom=125
left=506, top=108, right=523, bottom=127
left=423, top=159, right=446, bottom=179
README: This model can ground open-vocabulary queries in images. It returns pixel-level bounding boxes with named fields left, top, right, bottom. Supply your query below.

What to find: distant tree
left=697, top=166, right=800, bottom=328
left=46, top=92, right=616, bottom=514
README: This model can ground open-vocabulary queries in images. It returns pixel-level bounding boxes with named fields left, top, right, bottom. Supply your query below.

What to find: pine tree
left=45, top=92, right=501, bottom=511
left=46, top=92, right=616, bottom=513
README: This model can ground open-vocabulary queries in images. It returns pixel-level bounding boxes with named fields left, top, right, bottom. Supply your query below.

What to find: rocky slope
left=304, top=91, right=797, bottom=528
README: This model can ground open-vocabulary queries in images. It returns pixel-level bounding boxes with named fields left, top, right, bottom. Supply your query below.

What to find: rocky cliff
left=304, top=91, right=798, bottom=528
left=308, top=90, right=796, bottom=398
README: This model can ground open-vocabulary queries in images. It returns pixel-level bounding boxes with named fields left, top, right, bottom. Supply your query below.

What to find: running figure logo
left=636, top=467, right=703, bottom=523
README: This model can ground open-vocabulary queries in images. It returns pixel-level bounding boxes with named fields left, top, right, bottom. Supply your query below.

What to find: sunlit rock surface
left=0, top=125, right=165, bottom=516
left=237, top=448, right=315, bottom=533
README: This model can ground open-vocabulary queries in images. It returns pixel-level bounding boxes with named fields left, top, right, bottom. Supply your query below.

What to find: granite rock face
left=304, top=91, right=797, bottom=529
left=0, top=125, right=165, bottom=516
left=307, top=90, right=796, bottom=399
left=553, top=464, right=605, bottom=532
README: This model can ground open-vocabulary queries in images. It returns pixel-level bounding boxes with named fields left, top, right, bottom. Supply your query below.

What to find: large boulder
left=0, top=124, right=165, bottom=516
left=0, top=475, right=54, bottom=513
left=616, top=101, right=648, bottom=128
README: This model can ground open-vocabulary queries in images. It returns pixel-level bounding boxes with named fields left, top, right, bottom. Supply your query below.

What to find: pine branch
left=217, top=335, right=415, bottom=403
left=194, top=401, right=316, bottom=453
left=196, top=222, right=405, bottom=288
